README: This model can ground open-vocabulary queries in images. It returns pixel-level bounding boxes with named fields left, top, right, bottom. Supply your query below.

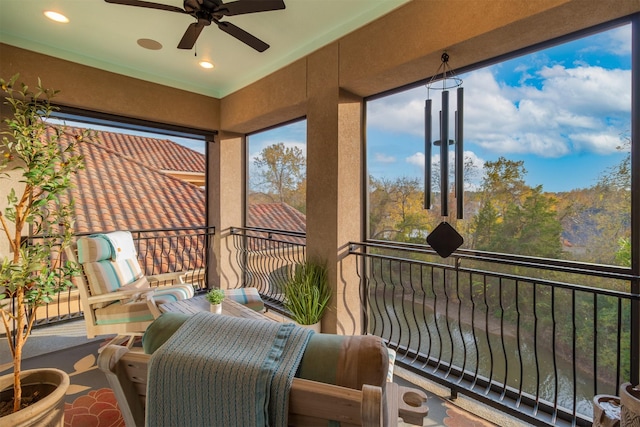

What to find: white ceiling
left=0, top=0, right=410, bottom=98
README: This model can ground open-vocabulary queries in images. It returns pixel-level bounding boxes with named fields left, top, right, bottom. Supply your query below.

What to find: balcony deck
left=0, top=318, right=515, bottom=426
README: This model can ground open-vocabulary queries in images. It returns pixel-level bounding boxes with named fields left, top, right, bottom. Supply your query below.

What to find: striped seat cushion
left=151, top=284, right=195, bottom=305
left=94, top=300, right=155, bottom=325
left=224, top=288, right=264, bottom=312
left=77, top=235, right=113, bottom=263
left=81, top=241, right=146, bottom=308
left=83, top=258, right=145, bottom=296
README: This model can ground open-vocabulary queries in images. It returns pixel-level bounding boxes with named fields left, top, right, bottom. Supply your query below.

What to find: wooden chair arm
left=87, top=289, right=154, bottom=305
left=385, top=382, right=429, bottom=425
left=147, top=272, right=183, bottom=285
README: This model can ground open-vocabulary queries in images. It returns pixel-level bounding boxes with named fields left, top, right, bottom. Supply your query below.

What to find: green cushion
left=142, top=314, right=389, bottom=389
left=142, top=313, right=190, bottom=354
left=296, top=333, right=389, bottom=389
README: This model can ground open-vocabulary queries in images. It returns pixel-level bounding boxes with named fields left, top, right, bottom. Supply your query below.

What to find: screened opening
left=366, top=22, right=632, bottom=267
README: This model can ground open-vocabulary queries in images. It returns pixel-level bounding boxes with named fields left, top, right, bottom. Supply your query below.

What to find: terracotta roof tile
left=248, top=203, right=306, bottom=232
left=54, top=125, right=307, bottom=272
left=56, top=126, right=206, bottom=234
left=92, top=128, right=205, bottom=173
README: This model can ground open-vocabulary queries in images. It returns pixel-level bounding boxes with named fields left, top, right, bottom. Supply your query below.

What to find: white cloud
left=406, top=152, right=424, bottom=167
left=570, top=131, right=627, bottom=154
left=369, top=61, right=631, bottom=159
left=367, top=90, right=425, bottom=137
left=374, top=153, right=396, bottom=163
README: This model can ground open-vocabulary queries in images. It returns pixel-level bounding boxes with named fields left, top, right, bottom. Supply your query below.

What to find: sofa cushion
left=142, top=313, right=190, bottom=354
left=142, top=313, right=389, bottom=389
left=296, top=333, right=389, bottom=389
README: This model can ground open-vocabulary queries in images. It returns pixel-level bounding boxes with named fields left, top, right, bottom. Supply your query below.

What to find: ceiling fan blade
left=104, top=0, right=186, bottom=14
left=217, top=21, right=269, bottom=52
left=178, top=21, right=207, bottom=49
left=219, top=0, right=285, bottom=16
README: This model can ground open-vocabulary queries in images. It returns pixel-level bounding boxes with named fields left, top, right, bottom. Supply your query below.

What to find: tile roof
left=91, top=128, right=205, bottom=173
left=57, top=126, right=206, bottom=233
left=53, top=125, right=307, bottom=274
left=246, top=203, right=307, bottom=250
left=247, top=203, right=306, bottom=232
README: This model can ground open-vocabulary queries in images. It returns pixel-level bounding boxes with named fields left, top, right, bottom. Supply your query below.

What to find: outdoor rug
left=0, top=339, right=126, bottom=427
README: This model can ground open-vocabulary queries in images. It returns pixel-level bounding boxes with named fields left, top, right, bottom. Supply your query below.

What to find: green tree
left=491, top=186, right=563, bottom=257
left=252, top=142, right=305, bottom=207
left=584, top=137, right=631, bottom=265
left=369, top=176, right=437, bottom=242
left=472, top=158, right=562, bottom=257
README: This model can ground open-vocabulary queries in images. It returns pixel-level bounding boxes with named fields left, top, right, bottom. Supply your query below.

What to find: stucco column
left=306, top=44, right=364, bottom=335
left=208, top=132, right=245, bottom=290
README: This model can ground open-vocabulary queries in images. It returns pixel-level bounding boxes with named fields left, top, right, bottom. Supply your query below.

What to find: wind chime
left=424, top=52, right=464, bottom=258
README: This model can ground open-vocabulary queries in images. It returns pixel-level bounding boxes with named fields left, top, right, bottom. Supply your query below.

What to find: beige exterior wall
left=0, top=44, right=220, bottom=131
left=208, top=132, right=245, bottom=291
left=1, top=0, right=639, bottom=333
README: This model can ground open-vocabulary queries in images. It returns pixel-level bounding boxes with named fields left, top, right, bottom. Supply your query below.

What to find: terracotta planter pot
left=0, top=368, right=70, bottom=427
left=620, top=383, right=640, bottom=426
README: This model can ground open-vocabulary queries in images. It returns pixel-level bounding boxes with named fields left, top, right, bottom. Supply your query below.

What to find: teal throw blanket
left=146, top=312, right=313, bottom=427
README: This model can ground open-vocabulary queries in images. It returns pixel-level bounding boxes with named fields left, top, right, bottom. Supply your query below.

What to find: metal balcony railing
left=3, top=226, right=215, bottom=329
left=10, top=223, right=639, bottom=426
left=350, top=239, right=640, bottom=427
left=229, top=226, right=306, bottom=315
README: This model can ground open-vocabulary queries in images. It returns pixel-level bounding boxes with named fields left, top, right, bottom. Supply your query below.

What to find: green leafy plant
left=205, top=288, right=225, bottom=305
left=0, top=74, right=93, bottom=414
left=283, top=260, right=331, bottom=325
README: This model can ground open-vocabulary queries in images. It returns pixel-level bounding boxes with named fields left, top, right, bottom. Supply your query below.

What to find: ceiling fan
left=104, top=0, right=285, bottom=52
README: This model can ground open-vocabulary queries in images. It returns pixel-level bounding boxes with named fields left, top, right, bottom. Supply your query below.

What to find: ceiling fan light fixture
left=199, top=61, right=214, bottom=69
left=44, top=11, right=70, bottom=23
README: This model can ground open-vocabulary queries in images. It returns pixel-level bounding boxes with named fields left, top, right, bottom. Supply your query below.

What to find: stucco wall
left=0, top=44, right=220, bottom=132
left=1, top=0, right=638, bottom=333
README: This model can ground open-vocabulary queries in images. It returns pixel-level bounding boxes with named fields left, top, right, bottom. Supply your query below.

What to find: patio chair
left=65, top=231, right=194, bottom=347
left=98, top=313, right=429, bottom=426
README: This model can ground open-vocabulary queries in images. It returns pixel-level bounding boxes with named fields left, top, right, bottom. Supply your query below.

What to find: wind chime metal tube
left=440, top=90, right=449, bottom=217
left=425, top=52, right=463, bottom=219
left=424, top=52, right=465, bottom=258
left=424, top=99, right=432, bottom=210
left=455, top=87, right=464, bottom=219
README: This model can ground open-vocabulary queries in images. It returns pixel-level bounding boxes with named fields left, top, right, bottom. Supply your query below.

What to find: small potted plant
left=283, top=259, right=331, bottom=332
left=0, top=74, right=94, bottom=423
left=205, top=288, right=225, bottom=314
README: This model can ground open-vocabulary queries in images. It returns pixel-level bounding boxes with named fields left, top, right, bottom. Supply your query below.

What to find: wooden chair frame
left=64, top=241, right=187, bottom=346
left=98, top=345, right=429, bottom=427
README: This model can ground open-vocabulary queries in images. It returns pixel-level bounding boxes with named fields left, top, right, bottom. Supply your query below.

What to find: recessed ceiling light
left=44, top=11, right=69, bottom=23
left=137, top=38, right=163, bottom=50
left=199, top=61, right=215, bottom=69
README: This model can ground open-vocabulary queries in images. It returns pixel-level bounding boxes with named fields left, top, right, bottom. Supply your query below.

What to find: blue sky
left=250, top=22, right=631, bottom=194
left=366, top=23, right=632, bottom=193
left=57, top=22, right=631, bottom=196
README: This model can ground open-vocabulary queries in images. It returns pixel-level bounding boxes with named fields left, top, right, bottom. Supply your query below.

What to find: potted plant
left=283, top=259, right=331, bottom=332
left=205, top=288, right=225, bottom=314
left=0, top=74, right=93, bottom=422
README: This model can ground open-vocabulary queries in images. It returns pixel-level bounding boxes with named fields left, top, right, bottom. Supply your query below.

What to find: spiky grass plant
left=283, top=260, right=331, bottom=325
